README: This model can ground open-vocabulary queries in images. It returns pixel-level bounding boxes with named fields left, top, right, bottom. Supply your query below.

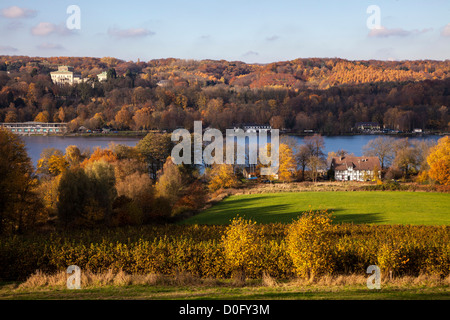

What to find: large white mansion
left=51, top=66, right=109, bottom=85
left=50, top=66, right=83, bottom=85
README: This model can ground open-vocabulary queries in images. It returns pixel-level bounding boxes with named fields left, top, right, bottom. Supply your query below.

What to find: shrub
left=221, top=217, right=263, bottom=279
left=363, top=180, right=408, bottom=191
left=286, top=209, right=335, bottom=279
left=376, top=241, right=410, bottom=277
left=208, top=164, right=239, bottom=192
left=416, top=171, right=429, bottom=184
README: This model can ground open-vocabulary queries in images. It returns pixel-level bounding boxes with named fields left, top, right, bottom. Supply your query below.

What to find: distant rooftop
left=51, top=65, right=75, bottom=74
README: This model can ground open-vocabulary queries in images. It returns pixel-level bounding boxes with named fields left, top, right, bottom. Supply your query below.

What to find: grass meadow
left=1, top=271, right=449, bottom=300
left=1, top=283, right=449, bottom=300
left=181, top=191, right=450, bottom=225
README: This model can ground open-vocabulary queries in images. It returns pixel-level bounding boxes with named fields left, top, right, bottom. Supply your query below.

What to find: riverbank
left=14, top=131, right=149, bottom=138
left=12, top=129, right=449, bottom=138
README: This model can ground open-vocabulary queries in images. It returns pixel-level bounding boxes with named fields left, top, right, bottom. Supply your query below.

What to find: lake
left=21, top=134, right=442, bottom=167
left=22, top=135, right=140, bottom=166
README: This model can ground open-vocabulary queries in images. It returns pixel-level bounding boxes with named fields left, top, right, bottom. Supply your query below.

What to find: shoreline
left=16, top=131, right=448, bottom=138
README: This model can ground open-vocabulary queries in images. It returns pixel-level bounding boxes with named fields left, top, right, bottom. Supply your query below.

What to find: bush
left=286, top=210, right=335, bottom=279
left=364, top=180, right=408, bottom=191
left=208, top=164, right=239, bottom=192
left=376, top=241, right=411, bottom=277
left=221, top=217, right=263, bottom=279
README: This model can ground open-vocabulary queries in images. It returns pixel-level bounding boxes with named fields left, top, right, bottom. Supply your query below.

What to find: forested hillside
left=0, top=56, right=449, bottom=134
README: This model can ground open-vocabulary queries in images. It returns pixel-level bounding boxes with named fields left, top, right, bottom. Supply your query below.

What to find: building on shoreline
left=232, top=124, right=272, bottom=133
left=355, top=122, right=381, bottom=133
left=330, top=155, right=381, bottom=182
left=0, top=122, right=67, bottom=135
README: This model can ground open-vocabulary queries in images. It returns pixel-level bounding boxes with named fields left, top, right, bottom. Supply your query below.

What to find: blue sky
left=0, top=0, right=449, bottom=63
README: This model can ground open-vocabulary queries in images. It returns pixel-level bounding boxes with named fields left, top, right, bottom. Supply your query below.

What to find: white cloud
left=31, top=22, right=55, bottom=36
left=441, top=23, right=450, bottom=37
left=368, top=26, right=432, bottom=38
left=369, top=26, right=410, bottom=37
left=1, top=6, right=36, bottom=19
left=107, top=27, right=155, bottom=38
left=31, top=22, right=74, bottom=36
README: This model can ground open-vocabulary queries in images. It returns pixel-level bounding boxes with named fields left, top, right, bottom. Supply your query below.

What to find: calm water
left=22, top=136, right=140, bottom=166
left=22, top=134, right=442, bottom=167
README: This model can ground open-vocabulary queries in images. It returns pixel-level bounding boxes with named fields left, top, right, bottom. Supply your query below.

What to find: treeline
left=0, top=128, right=208, bottom=234
left=0, top=56, right=449, bottom=134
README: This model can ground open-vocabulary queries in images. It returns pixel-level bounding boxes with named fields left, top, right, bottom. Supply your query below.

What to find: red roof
left=331, top=156, right=380, bottom=171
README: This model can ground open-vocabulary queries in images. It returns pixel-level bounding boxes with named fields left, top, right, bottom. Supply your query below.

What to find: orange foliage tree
left=81, top=147, right=117, bottom=167
left=427, top=136, right=450, bottom=185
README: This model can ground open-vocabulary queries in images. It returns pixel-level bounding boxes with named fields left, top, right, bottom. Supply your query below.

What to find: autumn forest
left=0, top=55, right=449, bottom=134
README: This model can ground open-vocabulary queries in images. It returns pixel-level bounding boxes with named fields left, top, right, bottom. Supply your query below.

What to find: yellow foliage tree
left=286, top=209, right=334, bottom=279
left=0, top=128, right=44, bottom=233
left=372, top=165, right=381, bottom=182
left=426, top=136, right=450, bottom=185
left=259, top=142, right=296, bottom=181
left=34, top=111, right=49, bottom=123
left=222, top=217, right=263, bottom=280
left=37, top=148, right=68, bottom=177
left=207, top=164, right=239, bottom=192
left=37, top=175, right=61, bottom=215
left=278, top=143, right=296, bottom=182
left=57, top=107, right=66, bottom=122
left=47, top=154, right=69, bottom=176
left=65, top=145, right=83, bottom=166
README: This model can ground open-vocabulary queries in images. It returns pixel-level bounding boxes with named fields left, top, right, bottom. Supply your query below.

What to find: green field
left=182, top=191, right=450, bottom=225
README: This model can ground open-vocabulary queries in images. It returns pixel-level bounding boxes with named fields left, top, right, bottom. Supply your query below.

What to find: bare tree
left=294, top=135, right=326, bottom=181
left=295, top=144, right=310, bottom=181
left=303, top=134, right=325, bottom=159
left=411, top=139, right=436, bottom=172
left=362, top=136, right=395, bottom=170
left=308, top=155, right=326, bottom=182
left=392, top=139, right=416, bottom=178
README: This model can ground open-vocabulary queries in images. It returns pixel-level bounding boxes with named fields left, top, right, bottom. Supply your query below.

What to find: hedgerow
left=0, top=219, right=449, bottom=281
